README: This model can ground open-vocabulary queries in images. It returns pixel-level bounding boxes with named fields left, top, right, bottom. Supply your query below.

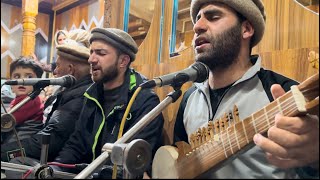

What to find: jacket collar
left=194, top=55, right=262, bottom=93
left=84, top=69, right=135, bottom=108
left=55, top=74, right=93, bottom=95
left=70, top=74, right=93, bottom=90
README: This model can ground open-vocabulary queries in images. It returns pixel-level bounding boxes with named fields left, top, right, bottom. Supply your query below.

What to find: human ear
left=119, top=55, right=130, bottom=68
left=242, top=20, right=254, bottom=40
left=68, top=64, right=75, bottom=75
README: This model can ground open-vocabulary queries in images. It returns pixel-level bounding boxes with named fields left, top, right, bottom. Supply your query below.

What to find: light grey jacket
left=174, top=55, right=301, bottom=178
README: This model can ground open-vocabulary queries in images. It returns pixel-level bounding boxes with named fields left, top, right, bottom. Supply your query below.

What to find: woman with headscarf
left=33, top=30, right=69, bottom=73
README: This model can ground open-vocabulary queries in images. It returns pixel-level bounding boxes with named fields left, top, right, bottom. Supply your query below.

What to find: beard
left=101, top=60, right=119, bottom=83
left=195, top=21, right=242, bottom=71
left=93, top=58, right=119, bottom=84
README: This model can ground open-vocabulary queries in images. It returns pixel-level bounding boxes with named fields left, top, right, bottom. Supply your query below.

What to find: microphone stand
left=74, top=88, right=182, bottom=179
left=1, top=161, right=76, bottom=179
left=1, top=84, right=44, bottom=132
left=34, top=133, right=54, bottom=179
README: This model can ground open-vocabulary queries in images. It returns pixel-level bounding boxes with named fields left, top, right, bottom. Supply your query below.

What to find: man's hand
left=253, top=84, right=319, bottom=169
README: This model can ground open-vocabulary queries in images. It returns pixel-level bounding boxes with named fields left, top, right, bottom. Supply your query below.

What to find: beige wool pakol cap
left=56, top=29, right=90, bottom=63
left=56, top=43, right=90, bottom=64
left=190, top=0, right=266, bottom=47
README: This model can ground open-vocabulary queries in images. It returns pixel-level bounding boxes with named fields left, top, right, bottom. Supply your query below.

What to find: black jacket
left=55, top=69, right=164, bottom=176
left=1, top=75, right=93, bottom=162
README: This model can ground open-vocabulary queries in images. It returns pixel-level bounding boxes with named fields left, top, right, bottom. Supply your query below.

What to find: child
left=1, top=56, right=44, bottom=144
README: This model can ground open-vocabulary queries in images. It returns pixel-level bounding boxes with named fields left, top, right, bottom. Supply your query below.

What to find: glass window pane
left=172, top=0, right=192, bottom=54
left=128, top=0, right=155, bottom=46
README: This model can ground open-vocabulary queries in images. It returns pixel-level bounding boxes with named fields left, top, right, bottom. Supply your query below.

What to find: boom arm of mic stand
left=7, top=87, right=43, bottom=114
left=1, top=86, right=43, bottom=132
left=74, top=89, right=182, bottom=179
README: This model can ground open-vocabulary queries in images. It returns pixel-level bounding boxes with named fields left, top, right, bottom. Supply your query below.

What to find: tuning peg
left=214, top=120, right=220, bottom=134
left=201, top=127, right=207, bottom=143
left=189, top=133, right=195, bottom=149
left=233, top=105, right=240, bottom=123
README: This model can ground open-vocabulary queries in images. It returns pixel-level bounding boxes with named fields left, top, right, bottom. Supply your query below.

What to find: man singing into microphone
left=2, top=29, right=93, bottom=167
left=52, top=27, right=164, bottom=178
left=173, top=0, right=319, bottom=179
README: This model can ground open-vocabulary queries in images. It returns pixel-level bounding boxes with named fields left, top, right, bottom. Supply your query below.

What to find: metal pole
left=74, top=90, right=181, bottom=179
left=108, top=94, right=175, bottom=145
left=73, top=151, right=110, bottom=179
left=1, top=161, right=76, bottom=179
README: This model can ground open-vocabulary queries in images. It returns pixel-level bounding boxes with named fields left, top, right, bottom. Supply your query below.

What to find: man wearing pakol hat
left=2, top=29, right=93, bottom=173
left=173, top=0, right=319, bottom=179
left=53, top=27, right=164, bottom=178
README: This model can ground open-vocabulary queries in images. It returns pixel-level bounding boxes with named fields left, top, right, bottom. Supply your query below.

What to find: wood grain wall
left=54, top=0, right=104, bottom=33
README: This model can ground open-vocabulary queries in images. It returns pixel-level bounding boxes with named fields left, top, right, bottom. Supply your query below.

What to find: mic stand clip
left=107, top=139, right=152, bottom=179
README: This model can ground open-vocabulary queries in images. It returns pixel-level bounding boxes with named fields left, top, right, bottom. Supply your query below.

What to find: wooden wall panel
left=108, top=0, right=124, bottom=29
left=1, top=3, right=50, bottom=78
left=1, top=3, right=23, bottom=62
left=55, top=0, right=104, bottom=32
left=97, top=0, right=105, bottom=18
left=260, top=47, right=319, bottom=82
left=36, top=13, right=50, bottom=36
left=132, top=59, right=195, bottom=145
left=253, top=0, right=319, bottom=53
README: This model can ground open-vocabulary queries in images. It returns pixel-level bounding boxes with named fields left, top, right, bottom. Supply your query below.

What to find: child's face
left=10, top=67, right=38, bottom=96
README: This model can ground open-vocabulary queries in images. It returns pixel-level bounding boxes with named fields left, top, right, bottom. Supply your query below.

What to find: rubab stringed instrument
left=152, top=72, right=319, bottom=179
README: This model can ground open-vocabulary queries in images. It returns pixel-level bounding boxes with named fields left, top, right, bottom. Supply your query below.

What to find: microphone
left=5, top=75, right=76, bottom=88
left=140, top=61, right=209, bottom=88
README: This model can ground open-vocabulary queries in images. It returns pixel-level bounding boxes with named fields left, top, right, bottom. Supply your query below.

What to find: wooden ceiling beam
left=52, top=0, right=78, bottom=11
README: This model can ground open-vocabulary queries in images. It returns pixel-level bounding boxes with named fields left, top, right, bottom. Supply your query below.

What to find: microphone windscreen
left=191, top=62, right=209, bottom=83
left=63, top=75, right=76, bottom=88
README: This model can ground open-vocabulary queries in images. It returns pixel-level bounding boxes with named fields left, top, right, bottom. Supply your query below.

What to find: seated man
left=52, top=27, right=164, bottom=178
left=1, top=29, right=93, bottom=163
left=172, top=0, right=319, bottom=179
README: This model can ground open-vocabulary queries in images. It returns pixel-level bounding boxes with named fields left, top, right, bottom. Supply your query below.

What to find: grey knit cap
left=190, top=0, right=266, bottom=47
left=89, top=27, right=138, bottom=61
